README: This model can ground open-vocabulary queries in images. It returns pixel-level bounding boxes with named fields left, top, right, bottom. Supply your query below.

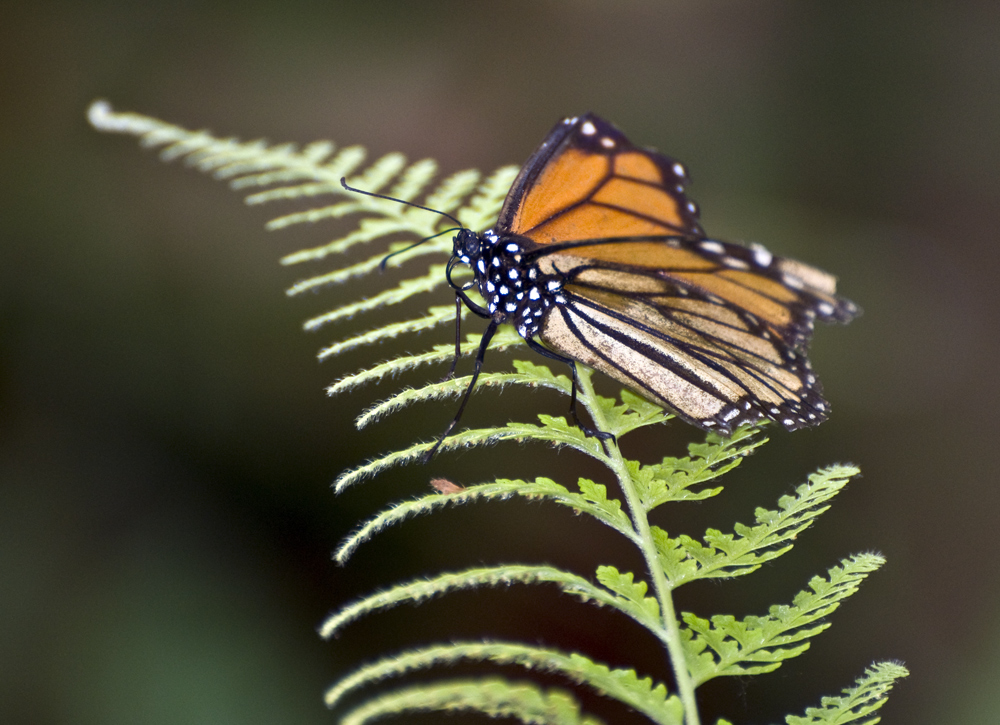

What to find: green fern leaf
left=578, top=386, right=671, bottom=437
left=325, top=642, right=683, bottom=725
left=595, top=566, right=661, bottom=621
left=654, top=465, right=859, bottom=586
left=337, top=678, right=604, bottom=725
left=316, top=304, right=459, bottom=359
left=325, top=325, right=523, bottom=397
left=333, top=416, right=616, bottom=492
left=632, top=426, right=766, bottom=510
left=302, top=264, right=448, bottom=329
left=335, top=475, right=634, bottom=564
left=783, top=662, right=909, bottom=725
left=683, top=553, right=886, bottom=685
left=574, top=478, right=632, bottom=533
left=355, top=366, right=570, bottom=428
left=318, top=564, right=664, bottom=639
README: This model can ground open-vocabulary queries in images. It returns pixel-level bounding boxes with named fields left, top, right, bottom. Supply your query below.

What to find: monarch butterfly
left=346, top=113, right=858, bottom=457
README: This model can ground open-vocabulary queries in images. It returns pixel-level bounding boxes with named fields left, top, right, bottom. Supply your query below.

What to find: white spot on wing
left=782, top=274, right=805, bottom=290
left=581, top=121, right=597, bottom=135
left=751, top=244, right=773, bottom=267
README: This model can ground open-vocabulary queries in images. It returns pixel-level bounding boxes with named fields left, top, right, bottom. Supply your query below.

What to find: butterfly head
left=452, top=228, right=484, bottom=265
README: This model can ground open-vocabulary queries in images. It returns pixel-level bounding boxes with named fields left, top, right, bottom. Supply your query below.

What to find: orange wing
left=495, top=114, right=703, bottom=244
left=485, top=113, right=858, bottom=434
left=496, top=114, right=855, bottom=349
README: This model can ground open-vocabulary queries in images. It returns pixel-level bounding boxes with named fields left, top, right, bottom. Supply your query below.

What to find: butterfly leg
left=424, top=319, right=498, bottom=462
left=444, top=294, right=464, bottom=380
left=524, top=338, right=615, bottom=453
left=443, top=289, right=491, bottom=381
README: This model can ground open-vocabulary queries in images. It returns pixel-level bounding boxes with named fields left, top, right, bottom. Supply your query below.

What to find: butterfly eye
left=452, top=229, right=478, bottom=258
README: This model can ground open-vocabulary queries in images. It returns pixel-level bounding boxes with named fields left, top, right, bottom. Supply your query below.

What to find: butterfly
left=345, top=113, right=858, bottom=456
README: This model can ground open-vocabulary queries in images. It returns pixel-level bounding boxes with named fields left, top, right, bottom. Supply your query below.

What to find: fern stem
left=576, top=369, right=701, bottom=725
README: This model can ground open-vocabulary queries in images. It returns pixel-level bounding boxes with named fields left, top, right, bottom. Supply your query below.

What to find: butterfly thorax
left=452, top=228, right=565, bottom=338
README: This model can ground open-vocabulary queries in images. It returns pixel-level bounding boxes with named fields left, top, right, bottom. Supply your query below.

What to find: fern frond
left=269, top=201, right=390, bottom=235
left=684, top=553, right=886, bottom=685
left=91, top=103, right=900, bottom=725
left=326, top=642, right=683, bottom=725
left=332, top=425, right=537, bottom=493
left=318, top=564, right=660, bottom=639
left=460, top=165, right=521, bottom=223
left=282, top=240, right=443, bottom=296
left=234, top=145, right=364, bottom=189
left=355, top=364, right=572, bottom=428
left=274, top=164, right=506, bottom=263
left=317, top=305, right=459, bottom=359
left=88, top=100, right=369, bottom=192
left=783, top=661, right=909, bottom=725
left=654, top=465, right=859, bottom=587
left=594, top=566, right=660, bottom=620
left=88, top=102, right=517, bottom=303
left=338, top=399, right=664, bottom=493
left=419, top=168, right=483, bottom=214
left=335, top=475, right=634, bottom=564
left=267, top=157, right=433, bottom=248
left=302, top=264, right=448, bottom=329
left=384, top=157, right=440, bottom=203
left=631, top=426, right=768, bottom=510
left=337, top=678, right=603, bottom=725
left=325, top=325, right=523, bottom=396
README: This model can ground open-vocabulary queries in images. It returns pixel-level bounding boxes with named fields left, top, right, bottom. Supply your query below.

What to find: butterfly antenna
left=378, top=227, right=458, bottom=271
left=341, top=178, right=464, bottom=271
left=341, top=178, right=464, bottom=227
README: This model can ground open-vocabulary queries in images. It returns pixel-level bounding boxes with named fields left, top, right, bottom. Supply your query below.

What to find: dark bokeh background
left=3, top=2, right=998, bottom=724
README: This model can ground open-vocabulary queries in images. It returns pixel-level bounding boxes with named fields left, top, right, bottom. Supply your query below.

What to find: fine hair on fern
left=89, top=100, right=907, bottom=725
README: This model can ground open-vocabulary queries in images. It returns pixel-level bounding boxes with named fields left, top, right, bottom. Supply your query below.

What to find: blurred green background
left=2, top=2, right=998, bottom=724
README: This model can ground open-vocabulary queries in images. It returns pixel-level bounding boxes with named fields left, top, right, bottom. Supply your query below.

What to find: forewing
left=496, top=114, right=703, bottom=244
